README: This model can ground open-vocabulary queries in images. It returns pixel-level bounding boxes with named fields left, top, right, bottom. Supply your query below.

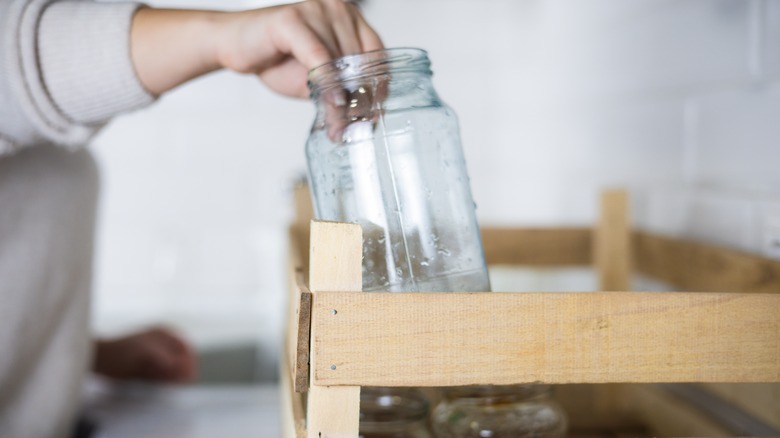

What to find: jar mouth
left=308, top=47, right=431, bottom=94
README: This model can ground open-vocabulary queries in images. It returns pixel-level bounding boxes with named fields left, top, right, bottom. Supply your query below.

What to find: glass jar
left=432, top=385, right=568, bottom=438
left=306, top=48, right=490, bottom=293
left=360, top=387, right=434, bottom=438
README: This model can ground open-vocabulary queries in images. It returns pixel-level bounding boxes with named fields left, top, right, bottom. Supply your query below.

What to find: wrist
left=130, top=8, right=226, bottom=95
left=194, top=10, right=226, bottom=73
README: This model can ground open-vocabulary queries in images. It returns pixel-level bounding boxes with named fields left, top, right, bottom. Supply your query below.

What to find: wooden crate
left=282, top=188, right=780, bottom=438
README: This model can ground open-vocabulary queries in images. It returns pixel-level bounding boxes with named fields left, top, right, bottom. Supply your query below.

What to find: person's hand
left=216, top=0, right=384, bottom=98
left=93, top=327, right=197, bottom=383
left=131, top=0, right=383, bottom=97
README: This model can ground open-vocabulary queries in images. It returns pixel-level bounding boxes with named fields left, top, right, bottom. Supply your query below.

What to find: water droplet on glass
left=420, top=261, right=430, bottom=267
left=395, top=268, right=403, bottom=276
left=437, top=248, right=451, bottom=257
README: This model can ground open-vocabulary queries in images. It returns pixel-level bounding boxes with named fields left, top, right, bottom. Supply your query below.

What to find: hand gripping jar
left=306, top=48, right=490, bottom=293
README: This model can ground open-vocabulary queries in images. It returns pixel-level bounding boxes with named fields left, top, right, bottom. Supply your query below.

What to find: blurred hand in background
left=94, top=327, right=197, bottom=383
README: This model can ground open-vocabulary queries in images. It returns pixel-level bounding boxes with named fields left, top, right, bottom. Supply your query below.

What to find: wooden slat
left=481, top=227, right=592, bottom=266
left=634, top=231, right=780, bottom=293
left=292, top=182, right=313, bottom=281
left=310, top=291, right=780, bottom=387
left=287, top=227, right=312, bottom=393
left=594, top=190, right=631, bottom=290
left=306, top=221, right=362, bottom=438
left=281, top=344, right=307, bottom=438
left=293, top=287, right=312, bottom=393
left=617, top=385, right=732, bottom=437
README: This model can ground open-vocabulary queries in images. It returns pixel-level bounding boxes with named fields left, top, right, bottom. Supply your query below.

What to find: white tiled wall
left=90, top=0, right=780, bottom=357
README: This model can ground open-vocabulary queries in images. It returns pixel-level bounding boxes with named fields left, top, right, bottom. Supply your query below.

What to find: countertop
left=84, top=381, right=280, bottom=437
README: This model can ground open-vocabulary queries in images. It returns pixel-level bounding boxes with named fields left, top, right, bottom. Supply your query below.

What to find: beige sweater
left=0, top=1, right=154, bottom=436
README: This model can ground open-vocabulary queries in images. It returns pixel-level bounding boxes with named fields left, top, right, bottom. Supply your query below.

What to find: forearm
left=128, top=1, right=383, bottom=99
left=130, top=8, right=225, bottom=96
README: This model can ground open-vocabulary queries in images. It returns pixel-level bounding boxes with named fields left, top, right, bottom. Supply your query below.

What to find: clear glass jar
left=432, top=385, right=568, bottom=438
left=306, top=48, right=490, bottom=293
left=360, top=387, right=434, bottom=438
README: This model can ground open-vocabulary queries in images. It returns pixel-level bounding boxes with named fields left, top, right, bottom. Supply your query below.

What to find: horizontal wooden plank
left=311, top=292, right=780, bottom=386
left=633, top=231, right=780, bottom=293
left=481, top=227, right=592, bottom=266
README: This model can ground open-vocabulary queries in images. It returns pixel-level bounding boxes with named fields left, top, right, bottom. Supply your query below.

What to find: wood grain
left=481, top=227, right=592, bottom=266
left=306, top=221, right=362, bottom=438
left=634, top=231, right=780, bottom=293
left=594, top=190, right=631, bottom=291
left=311, top=291, right=780, bottom=386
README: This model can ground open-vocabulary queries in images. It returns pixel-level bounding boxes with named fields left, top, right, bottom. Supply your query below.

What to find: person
left=0, top=0, right=383, bottom=436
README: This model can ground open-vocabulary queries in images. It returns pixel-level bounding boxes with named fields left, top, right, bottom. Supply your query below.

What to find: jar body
left=431, top=386, right=568, bottom=438
left=306, top=49, right=490, bottom=292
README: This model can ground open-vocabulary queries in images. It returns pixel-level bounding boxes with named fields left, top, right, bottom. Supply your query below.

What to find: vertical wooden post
left=594, top=190, right=631, bottom=291
left=307, top=221, right=362, bottom=438
left=293, top=181, right=314, bottom=277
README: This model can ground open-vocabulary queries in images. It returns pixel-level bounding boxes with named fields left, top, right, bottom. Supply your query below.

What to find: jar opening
left=308, top=47, right=431, bottom=95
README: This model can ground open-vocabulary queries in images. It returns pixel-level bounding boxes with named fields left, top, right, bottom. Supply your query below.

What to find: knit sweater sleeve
left=0, top=0, right=155, bottom=156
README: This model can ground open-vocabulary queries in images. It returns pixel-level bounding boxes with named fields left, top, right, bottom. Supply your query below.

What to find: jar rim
left=308, top=47, right=431, bottom=93
left=442, top=385, right=551, bottom=403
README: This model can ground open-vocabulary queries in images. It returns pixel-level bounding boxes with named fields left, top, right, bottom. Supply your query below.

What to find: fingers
left=269, top=8, right=334, bottom=70
left=326, top=0, right=363, bottom=56
left=353, top=8, right=383, bottom=52
left=228, top=0, right=384, bottom=98
left=285, top=0, right=384, bottom=69
left=147, top=327, right=197, bottom=382
left=94, top=327, right=197, bottom=383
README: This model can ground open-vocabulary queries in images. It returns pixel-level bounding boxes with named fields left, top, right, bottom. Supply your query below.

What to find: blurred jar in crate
left=306, top=48, right=490, bottom=293
left=360, top=387, right=434, bottom=438
left=432, top=385, right=568, bottom=438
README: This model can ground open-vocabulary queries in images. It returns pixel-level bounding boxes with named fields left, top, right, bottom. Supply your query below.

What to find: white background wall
left=90, top=0, right=780, bottom=365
